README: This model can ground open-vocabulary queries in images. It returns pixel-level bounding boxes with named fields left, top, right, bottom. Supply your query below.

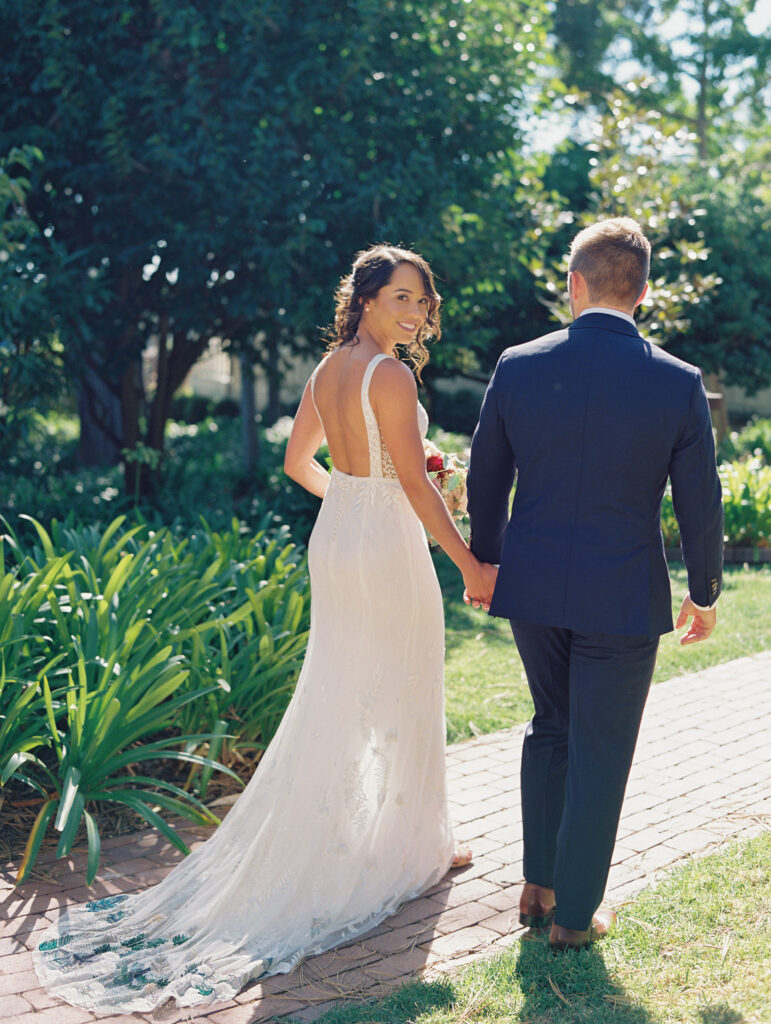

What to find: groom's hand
left=676, top=594, right=717, bottom=645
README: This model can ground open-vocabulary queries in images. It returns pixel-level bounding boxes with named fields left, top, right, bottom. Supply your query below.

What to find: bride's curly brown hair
left=325, top=244, right=441, bottom=380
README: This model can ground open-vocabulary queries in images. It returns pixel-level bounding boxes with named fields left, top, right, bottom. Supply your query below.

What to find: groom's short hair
left=569, top=217, right=651, bottom=307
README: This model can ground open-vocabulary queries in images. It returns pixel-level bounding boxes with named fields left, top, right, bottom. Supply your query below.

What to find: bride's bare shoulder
left=371, top=357, right=416, bottom=408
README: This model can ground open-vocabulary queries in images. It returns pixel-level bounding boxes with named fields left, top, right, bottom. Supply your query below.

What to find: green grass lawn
left=299, top=833, right=770, bottom=1024
left=435, top=551, right=771, bottom=744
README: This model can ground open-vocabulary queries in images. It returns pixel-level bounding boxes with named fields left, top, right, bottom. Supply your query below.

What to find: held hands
left=462, top=562, right=498, bottom=612
left=676, top=594, right=717, bottom=645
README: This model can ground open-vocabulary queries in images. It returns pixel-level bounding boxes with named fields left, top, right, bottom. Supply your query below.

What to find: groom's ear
left=569, top=269, right=588, bottom=301
left=634, top=282, right=649, bottom=308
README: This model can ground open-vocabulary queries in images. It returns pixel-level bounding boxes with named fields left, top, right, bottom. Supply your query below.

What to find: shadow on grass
left=514, top=935, right=654, bottom=1024
left=696, top=1006, right=745, bottom=1024
left=295, top=976, right=456, bottom=1024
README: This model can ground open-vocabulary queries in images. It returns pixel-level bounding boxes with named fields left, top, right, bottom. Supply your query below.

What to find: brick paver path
left=2, top=653, right=770, bottom=1024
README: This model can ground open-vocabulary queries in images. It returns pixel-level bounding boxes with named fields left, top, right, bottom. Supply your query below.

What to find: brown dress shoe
left=519, top=882, right=556, bottom=929
left=549, top=907, right=617, bottom=950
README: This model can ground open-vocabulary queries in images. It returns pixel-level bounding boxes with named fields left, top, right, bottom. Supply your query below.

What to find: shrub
left=0, top=411, right=323, bottom=545
left=718, top=460, right=771, bottom=547
left=719, top=416, right=771, bottom=464
left=661, top=459, right=771, bottom=549
left=0, top=513, right=310, bottom=884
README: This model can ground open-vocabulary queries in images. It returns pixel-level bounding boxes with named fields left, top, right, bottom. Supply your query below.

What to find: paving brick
left=438, top=876, right=500, bottom=908
left=0, top=935, right=27, bottom=956
left=284, top=999, right=342, bottom=1021
left=378, top=895, right=445, bottom=930
left=0, top=950, right=34, bottom=976
left=422, top=924, right=500, bottom=958
left=90, top=1016, right=159, bottom=1024
left=2, top=914, right=55, bottom=940
left=664, top=828, right=727, bottom=854
left=232, top=970, right=298, bottom=1003
left=2, top=1004, right=94, bottom=1024
left=478, top=884, right=521, bottom=914
left=607, top=860, right=647, bottom=889
left=209, top=997, right=308, bottom=1022
left=0, top=994, right=33, bottom=1018
left=479, top=908, right=522, bottom=936
left=15, top=986, right=61, bottom=1011
left=482, top=864, right=524, bottom=888
left=632, top=844, right=684, bottom=875
left=481, top=822, right=522, bottom=845
left=0, top=970, right=38, bottom=997
left=485, top=841, right=523, bottom=866
left=453, top=834, right=505, bottom=859
left=434, top=899, right=498, bottom=935
left=360, top=920, right=440, bottom=955
left=361, top=945, right=434, bottom=981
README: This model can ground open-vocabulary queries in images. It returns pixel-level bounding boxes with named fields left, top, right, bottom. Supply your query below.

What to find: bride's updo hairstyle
left=326, top=244, right=442, bottom=380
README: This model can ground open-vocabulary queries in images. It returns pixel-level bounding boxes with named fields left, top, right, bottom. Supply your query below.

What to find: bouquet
left=424, top=438, right=468, bottom=522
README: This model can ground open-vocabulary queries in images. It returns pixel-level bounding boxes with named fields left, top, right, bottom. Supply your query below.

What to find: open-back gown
left=34, top=353, right=455, bottom=1013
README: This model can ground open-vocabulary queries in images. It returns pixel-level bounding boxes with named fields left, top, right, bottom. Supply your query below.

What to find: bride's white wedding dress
left=34, top=353, right=455, bottom=1014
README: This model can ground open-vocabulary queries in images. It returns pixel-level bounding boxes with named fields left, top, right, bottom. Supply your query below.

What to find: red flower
left=426, top=455, right=445, bottom=474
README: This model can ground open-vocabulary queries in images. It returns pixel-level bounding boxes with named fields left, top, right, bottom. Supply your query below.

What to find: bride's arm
left=373, top=360, right=497, bottom=606
left=284, top=379, right=330, bottom=499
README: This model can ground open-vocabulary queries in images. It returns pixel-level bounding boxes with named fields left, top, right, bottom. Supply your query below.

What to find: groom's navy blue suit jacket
left=467, top=312, right=724, bottom=637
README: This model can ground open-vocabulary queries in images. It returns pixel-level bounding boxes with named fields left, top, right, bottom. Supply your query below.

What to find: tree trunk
left=120, top=358, right=144, bottom=500
left=240, top=346, right=259, bottom=473
left=142, top=329, right=208, bottom=492
left=266, top=339, right=281, bottom=426
left=705, top=371, right=729, bottom=444
left=77, top=361, right=123, bottom=466
left=146, top=315, right=170, bottom=456
left=697, top=0, right=710, bottom=163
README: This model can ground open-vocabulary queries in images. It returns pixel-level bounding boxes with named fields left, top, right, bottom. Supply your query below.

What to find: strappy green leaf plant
left=0, top=514, right=310, bottom=885
left=175, top=522, right=311, bottom=752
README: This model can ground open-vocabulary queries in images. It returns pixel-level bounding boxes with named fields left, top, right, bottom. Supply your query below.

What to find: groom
left=466, top=217, right=723, bottom=949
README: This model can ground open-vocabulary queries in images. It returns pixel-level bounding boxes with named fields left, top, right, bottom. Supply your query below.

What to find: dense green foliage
left=2, top=0, right=769, bottom=480
left=0, top=144, right=70, bottom=455
left=665, top=157, right=771, bottom=393
left=0, top=514, right=310, bottom=882
left=0, top=0, right=556, bottom=481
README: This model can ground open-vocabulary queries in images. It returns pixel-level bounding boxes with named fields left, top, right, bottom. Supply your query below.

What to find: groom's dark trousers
left=467, top=312, right=723, bottom=931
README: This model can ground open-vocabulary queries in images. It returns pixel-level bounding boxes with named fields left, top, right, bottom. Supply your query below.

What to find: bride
left=33, top=244, right=498, bottom=1014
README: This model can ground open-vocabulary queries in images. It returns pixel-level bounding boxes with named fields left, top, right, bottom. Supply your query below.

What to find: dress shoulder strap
left=361, top=354, right=391, bottom=477
left=309, top=361, right=322, bottom=414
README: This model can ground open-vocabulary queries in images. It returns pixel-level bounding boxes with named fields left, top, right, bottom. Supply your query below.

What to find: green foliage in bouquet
left=0, top=513, right=310, bottom=884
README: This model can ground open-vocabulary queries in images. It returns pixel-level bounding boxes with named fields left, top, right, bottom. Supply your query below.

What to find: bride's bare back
left=312, top=346, right=387, bottom=477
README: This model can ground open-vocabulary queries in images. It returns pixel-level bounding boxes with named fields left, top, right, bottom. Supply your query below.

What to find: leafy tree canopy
left=0, top=0, right=554, bottom=482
